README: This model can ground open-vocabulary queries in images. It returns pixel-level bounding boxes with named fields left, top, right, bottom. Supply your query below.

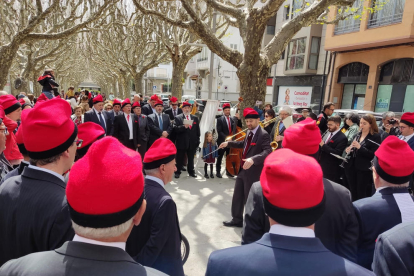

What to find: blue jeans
left=42, top=91, right=53, bottom=99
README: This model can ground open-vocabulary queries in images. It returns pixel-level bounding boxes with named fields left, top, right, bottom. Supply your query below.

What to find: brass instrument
left=226, top=117, right=278, bottom=141
left=270, top=120, right=281, bottom=151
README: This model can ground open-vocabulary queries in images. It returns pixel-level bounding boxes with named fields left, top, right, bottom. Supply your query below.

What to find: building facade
left=324, top=0, right=413, bottom=112
left=143, top=63, right=173, bottom=95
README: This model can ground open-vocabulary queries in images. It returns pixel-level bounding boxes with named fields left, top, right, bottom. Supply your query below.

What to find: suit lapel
left=246, top=127, right=260, bottom=155
left=91, top=111, right=99, bottom=124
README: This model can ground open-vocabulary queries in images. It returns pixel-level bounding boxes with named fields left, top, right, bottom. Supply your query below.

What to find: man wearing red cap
left=113, top=98, right=140, bottom=150
left=142, top=94, right=159, bottom=116
left=173, top=101, right=201, bottom=178
left=0, top=98, right=79, bottom=266
left=132, top=101, right=150, bottom=158
left=111, top=98, right=123, bottom=116
left=76, top=122, right=105, bottom=160
left=242, top=118, right=359, bottom=263
left=206, top=149, right=372, bottom=276
left=0, top=137, right=165, bottom=276
left=399, top=112, right=414, bottom=150
left=84, top=94, right=113, bottom=136
left=127, top=138, right=184, bottom=276
left=165, top=96, right=182, bottom=120
left=353, top=135, right=414, bottom=270
left=147, top=100, right=172, bottom=148
left=0, top=107, right=12, bottom=183
left=0, top=95, right=23, bottom=165
left=216, top=102, right=236, bottom=178
left=219, top=107, right=271, bottom=227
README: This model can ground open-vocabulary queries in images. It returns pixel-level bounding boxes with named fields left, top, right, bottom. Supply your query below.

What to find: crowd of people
left=0, top=71, right=413, bottom=276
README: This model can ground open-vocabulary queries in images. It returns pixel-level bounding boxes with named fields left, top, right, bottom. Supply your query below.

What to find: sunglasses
left=171, top=104, right=178, bottom=106
left=75, top=139, right=83, bottom=148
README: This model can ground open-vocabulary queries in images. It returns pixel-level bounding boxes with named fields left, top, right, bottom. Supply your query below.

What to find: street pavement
left=165, top=166, right=242, bottom=276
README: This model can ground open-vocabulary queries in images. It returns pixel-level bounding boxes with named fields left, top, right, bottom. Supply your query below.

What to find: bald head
left=0, top=91, right=9, bottom=96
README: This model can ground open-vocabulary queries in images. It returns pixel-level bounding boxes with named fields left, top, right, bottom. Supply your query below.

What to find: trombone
left=225, top=117, right=279, bottom=141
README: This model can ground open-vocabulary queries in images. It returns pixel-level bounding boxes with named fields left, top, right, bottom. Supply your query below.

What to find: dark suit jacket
left=84, top=109, right=113, bottom=136
left=353, top=132, right=381, bottom=171
left=319, top=131, right=348, bottom=182
left=228, top=126, right=272, bottom=181
left=126, top=179, right=184, bottom=276
left=373, top=221, right=414, bottom=276
left=242, top=179, right=359, bottom=263
left=173, top=114, right=201, bottom=150
left=0, top=167, right=74, bottom=266
left=137, top=115, right=150, bottom=145
left=142, top=104, right=154, bottom=116
left=0, top=242, right=166, bottom=276
left=147, top=113, right=173, bottom=147
left=0, top=161, right=29, bottom=185
left=353, top=187, right=414, bottom=270
left=113, top=114, right=140, bottom=149
left=165, top=107, right=183, bottom=121
left=206, top=233, right=373, bottom=276
left=216, top=115, right=236, bottom=145
left=407, top=136, right=414, bottom=151
left=107, top=110, right=123, bottom=121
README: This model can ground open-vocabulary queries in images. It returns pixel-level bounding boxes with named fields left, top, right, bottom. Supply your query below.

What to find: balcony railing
left=334, top=22, right=360, bottom=35
left=197, top=57, right=208, bottom=62
left=368, top=0, right=405, bottom=28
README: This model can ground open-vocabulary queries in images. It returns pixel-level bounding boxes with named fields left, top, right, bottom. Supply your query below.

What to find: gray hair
left=279, top=106, right=292, bottom=115
left=145, top=168, right=160, bottom=175
left=71, top=217, right=134, bottom=239
left=382, top=111, right=395, bottom=120
left=0, top=91, right=8, bottom=96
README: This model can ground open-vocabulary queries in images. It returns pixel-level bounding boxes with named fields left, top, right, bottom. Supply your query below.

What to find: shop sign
left=278, top=86, right=312, bottom=107
left=376, top=98, right=389, bottom=109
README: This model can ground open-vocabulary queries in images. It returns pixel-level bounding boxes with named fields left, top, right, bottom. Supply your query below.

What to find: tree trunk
left=171, top=60, right=186, bottom=100
left=0, top=44, right=19, bottom=89
left=117, top=77, right=124, bottom=99
left=133, top=73, right=144, bottom=97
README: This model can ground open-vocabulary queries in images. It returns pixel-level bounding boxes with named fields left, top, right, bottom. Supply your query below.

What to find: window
left=308, top=37, right=321, bottom=70
left=334, top=0, right=362, bottom=35
left=283, top=5, right=291, bottom=20
left=292, top=0, right=303, bottom=19
left=338, top=62, right=369, bottom=83
left=368, top=0, right=405, bottom=28
left=281, top=50, right=285, bottom=60
left=342, top=84, right=367, bottom=109
left=266, top=25, right=275, bottom=35
left=286, top=37, right=306, bottom=70
left=230, top=44, right=238, bottom=50
left=197, top=47, right=209, bottom=62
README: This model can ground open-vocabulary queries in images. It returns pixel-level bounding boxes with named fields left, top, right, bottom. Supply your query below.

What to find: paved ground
left=165, top=165, right=242, bottom=276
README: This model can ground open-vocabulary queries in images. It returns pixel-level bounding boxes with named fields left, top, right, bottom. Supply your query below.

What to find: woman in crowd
left=71, top=106, right=84, bottom=126
left=344, top=114, right=381, bottom=201
left=343, top=112, right=360, bottom=147
left=263, top=109, right=276, bottom=135
left=104, top=103, right=113, bottom=112
left=79, top=95, right=90, bottom=112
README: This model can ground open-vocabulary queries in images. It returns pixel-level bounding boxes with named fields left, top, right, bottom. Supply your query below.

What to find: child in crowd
left=202, top=131, right=218, bottom=179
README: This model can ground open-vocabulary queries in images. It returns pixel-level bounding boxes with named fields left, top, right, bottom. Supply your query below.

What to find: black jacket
left=37, top=74, right=59, bottom=92
left=113, top=114, right=140, bottom=149
left=317, top=112, right=329, bottom=134
left=164, top=107, right=183, bottom=121
left=0, top=242, right=166, bottom=276
left=242, top=179, right=359, bottom=263
left=147, top=113, right=173, bottom=147
left=84, top=109, right=113, bottom=136
left=142, top=104, right=154, bottom=116
left=353, top=187, right=413, bottom=270
left=173, top=114, right=200, bottom=150
left=0, top=161, right=29, bottom=185
left=216, top=115, right=236, bottom=145
left=126, top=179, right=184, bottom=276
left=352, top=132, right=381, bottom=171
left=0, top=166, right=74, bottom=266
left=137, top=115, right=150, bottom=145
left=319, top=131, right=348, bottom=183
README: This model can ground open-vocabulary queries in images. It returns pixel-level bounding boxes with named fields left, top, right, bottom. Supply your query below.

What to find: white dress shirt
left=146, top=175, right=165, bottom=188
left=93, top=107, right=107, bottom=129
left=28, top=165, right=65, bottom=182
left=73, top=234, right=126, bottom=251
left=269, top=224, right=315, bottom=238
left=401, top=133, right=414, bottom=142
left=124, top=112, right=133, bottom=140
left=325, top=129, right=340, bottom=143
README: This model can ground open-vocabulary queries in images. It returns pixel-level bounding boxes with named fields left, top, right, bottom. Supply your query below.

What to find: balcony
left=334, top=22, right=360, bottom=35
left=197, top=57, right=208, bottom=62
left=368, top=0, right=405, bottom=28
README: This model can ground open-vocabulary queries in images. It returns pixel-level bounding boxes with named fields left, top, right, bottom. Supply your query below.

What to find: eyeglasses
left=265, top=115, right=269, bottom=118
left=399, top=125, right=407, bottom=130
left=329, top=108, right=335, bottom=111
left=75, top=139, right=83, bottom=148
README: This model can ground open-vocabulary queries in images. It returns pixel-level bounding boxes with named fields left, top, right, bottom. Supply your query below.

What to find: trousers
left=231, top=169, right=253, bottom=223
left=176, top=148, right=197, bottom=174
left=216, top=148, right=230, bottom=173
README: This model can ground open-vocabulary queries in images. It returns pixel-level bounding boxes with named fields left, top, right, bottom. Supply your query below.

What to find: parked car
left=181, top=95, right=196, bottom=103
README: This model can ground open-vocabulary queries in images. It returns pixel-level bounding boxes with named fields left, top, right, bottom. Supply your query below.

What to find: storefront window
left=375, top=85, right=392, bottom=112
left=341, top=84, right=366, bottom=110
left=403, top=85, right=414, bottom=112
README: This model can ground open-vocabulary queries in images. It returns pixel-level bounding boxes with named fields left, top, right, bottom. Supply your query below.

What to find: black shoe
left=210, top=173, right=214, bottom=179
left=223, top=220, right=243, bottom=227
left=182, top=166, right=187, bottom=171
left=226, top=173, right=234, bottom=178
left=189, top=173, right=197, bottom=178
left=204, top=173, right=209, bottom=179
left=174, top=173, right=180, bottom=179
left=216, top=173, right=223, bottom=178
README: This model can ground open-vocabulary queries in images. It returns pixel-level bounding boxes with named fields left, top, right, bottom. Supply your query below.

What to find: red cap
left=132, top=101, right=141, bottom=109
left=401, top=112, right=414, bottom=127
left=0, top=106, right=5, bottom=120
left=182, top=101, right=192, bottom=107
left=36, top=93, right=49, bottom=104
left=19, top=98, right=26, bottom=105
left=23, top=98, right=77, bottom=159
left=154, top=100, right=163, bottom=107
left=121, top=98, right=131, bottom=108
left=222, top=103, right=230, bottom=110
left=243, top=108, right=259, bottom=119
left=15, top=109, right=29, bottom=155
left=112, top=99, right=121, bottom=106
left=150, top=95, right=158, bottom=101
left=77, top=122, right=105, bottom=150
left=143, top=138, right=177, bottom=170
left=0, top=95, right=21, bottom=114
left=282, top=118, right=321, bottom=155
left=170, top=97, right=178, bottom=103
left=261, top=149, right=325, bottom=227
left=374, top=136, right=414, bottom=184
left=93, top=94, right=103, bottom=104
left=67, top=137, right=144, bottom=229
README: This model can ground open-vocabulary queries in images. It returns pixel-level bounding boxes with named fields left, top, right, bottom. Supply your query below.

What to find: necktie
left=159, top=114, right=163, bottom=130
left=326, top=133, right=333, bottom=143
left=227, top=116, right=231, bottom=133
left=173, top=109, right=176, bottom=117
left=241, top=132, right=254, bottom=167
left=187, top=115, right=192, bottom=129
left=98, top=112, right=106, bottom=131
left=127, top=114, right=130, bottom=123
